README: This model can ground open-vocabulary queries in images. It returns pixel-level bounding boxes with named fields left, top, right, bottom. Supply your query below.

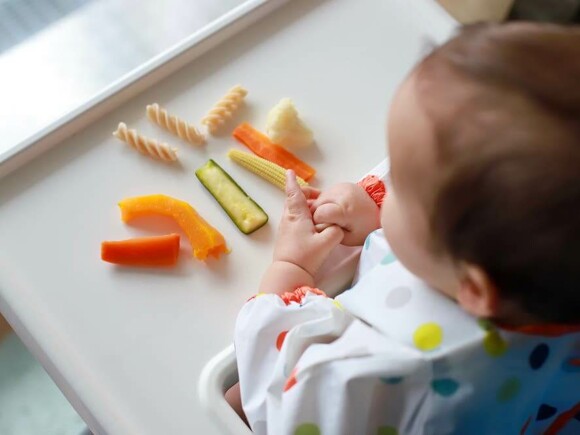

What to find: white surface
left=0, top=1, right=456, bottom=434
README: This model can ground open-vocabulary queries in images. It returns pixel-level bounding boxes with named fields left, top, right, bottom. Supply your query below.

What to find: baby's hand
left=310, top=183, right=380, bottom=246
left=273, top=171, right=344, bottom=278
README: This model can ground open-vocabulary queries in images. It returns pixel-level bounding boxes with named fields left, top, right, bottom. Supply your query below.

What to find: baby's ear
left=456, top=264, right=500, bottom=318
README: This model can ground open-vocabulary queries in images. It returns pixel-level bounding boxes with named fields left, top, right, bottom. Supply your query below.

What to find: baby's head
left=381, top=23, right=580, bottom=325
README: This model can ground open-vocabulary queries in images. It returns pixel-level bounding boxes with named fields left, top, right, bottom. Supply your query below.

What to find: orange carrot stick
left=101, top=233, right=180, bottom=267
left=233, top=122, right=316, bottom=181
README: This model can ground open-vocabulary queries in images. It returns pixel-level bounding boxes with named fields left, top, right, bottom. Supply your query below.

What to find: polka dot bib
left=340, top=231, right=481, bottom=355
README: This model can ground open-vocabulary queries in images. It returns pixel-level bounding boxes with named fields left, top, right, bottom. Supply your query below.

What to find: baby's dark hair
left=416, top=23, right=580, bottom=324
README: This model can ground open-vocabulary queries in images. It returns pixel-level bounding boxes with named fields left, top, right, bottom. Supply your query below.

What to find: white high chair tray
left=0, top=1, right=456, bottom=434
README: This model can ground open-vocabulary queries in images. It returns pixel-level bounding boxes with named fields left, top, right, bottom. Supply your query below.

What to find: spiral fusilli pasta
left=146, top=103, right=205, bottom=145
left=113, top=122, right=178, bottom=163
left=201, top=85, right=247, bottom=134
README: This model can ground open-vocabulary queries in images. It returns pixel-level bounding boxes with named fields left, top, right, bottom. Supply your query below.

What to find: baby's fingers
left=313, top=203, right=349, bottom=230
left=314, top=222, right=332, bottom=232
left=316, top=224, right=344, bottom=249
left=284, top=170, right=309, bottom=219
left=307, top=199, right=317, bottom=214
left=301, top=186, right=320, bottom=200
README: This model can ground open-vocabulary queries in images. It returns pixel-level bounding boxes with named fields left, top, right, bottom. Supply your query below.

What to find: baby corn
left=227, top=149, right=308, bottom=190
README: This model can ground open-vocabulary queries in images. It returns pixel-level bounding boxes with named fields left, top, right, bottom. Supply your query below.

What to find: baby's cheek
left=381, top=195, right=404, bottom=254
left=379, top=195, right=392, bottom=234
left=381, top=194, right=426, bottom=279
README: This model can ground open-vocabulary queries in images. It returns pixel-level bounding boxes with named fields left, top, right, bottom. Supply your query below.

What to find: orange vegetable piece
left=233, top=122, right=316, bottom=181
left=118, top=194, right=228, bottom=260
left=101, top=233, right=180, bottom=267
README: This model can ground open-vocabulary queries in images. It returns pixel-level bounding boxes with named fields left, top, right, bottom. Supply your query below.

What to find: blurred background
left=0, top=0, right=578, bottom=434
left=0, top=0, right=245, bottom=155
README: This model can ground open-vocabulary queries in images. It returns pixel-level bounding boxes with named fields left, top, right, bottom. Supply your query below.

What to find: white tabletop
left=0, top=1, right=455, bottom=433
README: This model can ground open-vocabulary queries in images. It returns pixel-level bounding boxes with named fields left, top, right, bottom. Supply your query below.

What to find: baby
left=227, top=22, right=580, bottom=434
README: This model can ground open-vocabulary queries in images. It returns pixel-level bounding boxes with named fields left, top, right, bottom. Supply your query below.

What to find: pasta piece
left=146, top=103, right=205, bottom=145
left=201, top=85, right=247, bottom=134
left=113, top=122, right=178, bottom=163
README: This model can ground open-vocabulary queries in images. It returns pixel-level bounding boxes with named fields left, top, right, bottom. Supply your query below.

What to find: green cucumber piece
left=196, top=159, right=268, bottom=234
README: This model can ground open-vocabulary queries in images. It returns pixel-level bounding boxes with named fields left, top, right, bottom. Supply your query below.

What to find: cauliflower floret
left=266, top=98, right=313, bottom=149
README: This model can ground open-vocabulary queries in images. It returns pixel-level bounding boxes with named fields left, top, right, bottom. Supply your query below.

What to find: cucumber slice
left=196, top=159, right=268, bottom=234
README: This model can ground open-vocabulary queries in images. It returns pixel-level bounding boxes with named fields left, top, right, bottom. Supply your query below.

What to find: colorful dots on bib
left=276, top=330, right=288, bottom=351
left=477, top=319, right=494, bottom=331
left=529, top=343, right=550, bottom=370
left=385, top=286, right=412, bottom=309
left=380, top=376, right=404, bottom=385
left=377, top=426, right=398, bottom=435
left=478, top=320, right=508, bottom=357
left=333, top=299, right=344, bottom=311
left=413, top=322, right=443, bottom=351
left=381, top=252, right=397, bottom=265
left=294, top=423, right=320, bottom=435
left=536, top=404, right=558, bottom=421
left=483, top=330, right=508, bottom=357
left=364, top=234, right=372, bottom=250
left=284, top=368, right=298, bottom=392
left=561, top=356, right=580, bottom=373
left=497, top=377, right=521, bottom=402
left=431, top=378, right=459, bottom=397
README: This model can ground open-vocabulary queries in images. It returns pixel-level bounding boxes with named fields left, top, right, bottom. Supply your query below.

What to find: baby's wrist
left=357, top=175, right=386, bottom=208
left=259, top=260, right=316, bottom=294
left=272, top=259, right=316, bottom=282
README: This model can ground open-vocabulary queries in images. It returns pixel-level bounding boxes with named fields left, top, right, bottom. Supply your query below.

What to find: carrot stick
left=232, top=122, right=316, bottom=181
left=101, top=233, right=180, bottom=267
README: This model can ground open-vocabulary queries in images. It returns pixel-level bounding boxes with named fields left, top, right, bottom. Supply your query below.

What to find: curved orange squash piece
left=118, top=194, right=228, bottom=260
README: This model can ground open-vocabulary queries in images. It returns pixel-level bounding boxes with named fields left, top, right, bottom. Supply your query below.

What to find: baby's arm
left=226, top=171, right=344, bottom=423
left=259, top=171, right=344, bottom=294
left=310, top=178, right=383, bottom=246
